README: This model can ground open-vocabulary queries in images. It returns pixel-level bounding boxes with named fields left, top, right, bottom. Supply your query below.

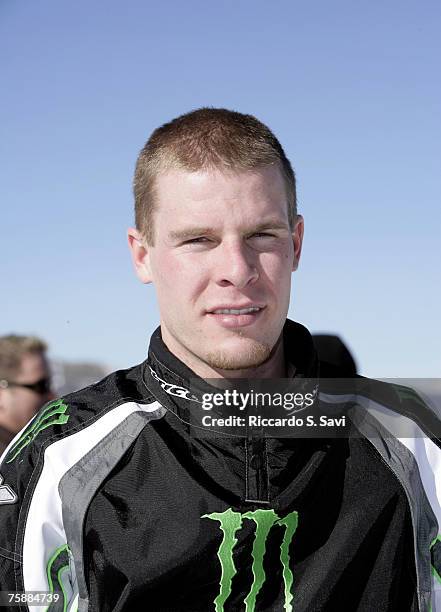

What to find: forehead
left=16, top=352, right=49, bottom=381
left=153, top=165, right=289, bottom=232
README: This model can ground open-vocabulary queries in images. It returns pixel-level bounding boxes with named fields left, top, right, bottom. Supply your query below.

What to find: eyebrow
left=169, top=227, right=216, bottom=242
left=169, top=221, right=289, bottom=242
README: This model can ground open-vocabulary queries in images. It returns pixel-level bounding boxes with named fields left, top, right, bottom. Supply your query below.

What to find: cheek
left=7, top=392, right=38, bottom=427
left=153, top=254, right=209, bottom=303
left=19, top=392, right=40, bottom=413
left=260, top=252, right=293, bottom=284
left=152, top=254, right=184, bottom=293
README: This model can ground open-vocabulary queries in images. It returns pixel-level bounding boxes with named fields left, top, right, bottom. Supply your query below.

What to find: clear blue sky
left=1, top=0, right=440, bottom=377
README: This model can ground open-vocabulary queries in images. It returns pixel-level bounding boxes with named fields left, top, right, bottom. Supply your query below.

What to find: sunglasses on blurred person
left=0, top=377, right=52, bottom=395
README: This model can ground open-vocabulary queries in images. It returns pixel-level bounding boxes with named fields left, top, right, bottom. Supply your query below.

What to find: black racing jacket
left=0, top=320, right=440, bottom=611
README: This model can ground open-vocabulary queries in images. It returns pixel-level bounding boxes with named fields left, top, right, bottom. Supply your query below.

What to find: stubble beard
left=204, top=332, right=272, bottom=371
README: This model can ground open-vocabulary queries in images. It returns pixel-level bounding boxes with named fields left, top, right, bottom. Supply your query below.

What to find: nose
left=214, top=240, right=259, bottom=289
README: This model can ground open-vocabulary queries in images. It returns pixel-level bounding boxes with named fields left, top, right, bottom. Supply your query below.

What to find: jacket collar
left=143, top=319, right=319, bottom=421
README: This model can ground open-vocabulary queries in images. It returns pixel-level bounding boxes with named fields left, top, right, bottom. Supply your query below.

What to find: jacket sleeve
left=0, top=401, right=78, bottom=612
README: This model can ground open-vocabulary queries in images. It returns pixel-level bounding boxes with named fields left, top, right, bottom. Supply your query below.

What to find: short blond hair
left=0, top=335, right=48, bottom=379
left=134, top=108, right=297, bottom=245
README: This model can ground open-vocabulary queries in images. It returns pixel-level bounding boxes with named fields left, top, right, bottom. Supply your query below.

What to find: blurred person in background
left=312, top=334, right=358, bottom=376
left=0, top=335, right=54, bottom=454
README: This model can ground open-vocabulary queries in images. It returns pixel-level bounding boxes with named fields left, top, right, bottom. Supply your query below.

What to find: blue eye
left=185, top=237, right=209, bottom=244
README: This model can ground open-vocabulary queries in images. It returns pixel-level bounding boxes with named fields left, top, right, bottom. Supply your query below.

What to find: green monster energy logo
left=203, top=508, right=298, bottom=612
left=6, top=399, right=69, bottom=463
left=46, top=544, right=71, bottom=612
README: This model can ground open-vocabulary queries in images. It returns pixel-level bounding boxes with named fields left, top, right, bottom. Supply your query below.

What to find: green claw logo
left=6, top=399, right=69, bottom=463
left=203, top=508, right=298, bottom=612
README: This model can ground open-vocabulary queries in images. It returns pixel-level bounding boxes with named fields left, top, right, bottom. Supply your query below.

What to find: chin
left=204, top=338, right=272, bottom=371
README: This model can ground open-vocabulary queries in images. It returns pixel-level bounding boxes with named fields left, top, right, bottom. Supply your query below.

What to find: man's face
left=0, top=352, right=53, bottom=434
left=129, top=165, right=303, bottom=377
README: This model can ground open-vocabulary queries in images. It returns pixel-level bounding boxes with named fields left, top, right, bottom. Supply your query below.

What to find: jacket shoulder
left=0, top=361, right=157, bottom=476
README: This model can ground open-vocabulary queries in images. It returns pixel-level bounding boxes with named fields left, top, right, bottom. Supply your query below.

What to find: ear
left=127, top=228, right=153, bottom=284
left=291, top=215, right=304, bottom=272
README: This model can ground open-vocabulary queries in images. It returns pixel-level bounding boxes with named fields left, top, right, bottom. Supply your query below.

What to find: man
left=0, top=109, right=440, bottom=611
left=0, top=335, right=53, bottom=455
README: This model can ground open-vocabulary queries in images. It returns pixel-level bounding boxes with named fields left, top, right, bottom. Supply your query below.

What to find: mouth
left=206, top=305, right=266, bottom=328
left=211, top=306, right=261, bottom=315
